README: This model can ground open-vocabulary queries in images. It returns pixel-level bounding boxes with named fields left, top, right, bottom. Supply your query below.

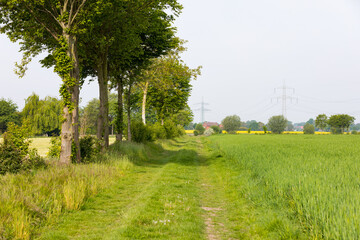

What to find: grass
left=209, top=134, right=360, bottom=239
left=3, top=134, right=357, bottom=239
left=38, top=137, right=205, bottom=240
left=0, top=144, right=134, bottom=240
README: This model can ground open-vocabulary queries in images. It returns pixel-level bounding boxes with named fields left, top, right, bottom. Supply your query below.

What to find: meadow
left=208, top=134, right=360, bottom=239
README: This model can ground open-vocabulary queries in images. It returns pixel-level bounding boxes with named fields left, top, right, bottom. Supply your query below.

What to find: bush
left=267, top=115, right=287, bottom=134
left=48, top=136, right=102, bottom=163
left=303, top=123, right=315, bottom=134
left=149, top=122, right=167, bottom=139
left=131, top=121, right=153, bottom=143
left=79, top=136, right=102, bottom=163
left=195, top=124, right=205, bottom=135
left=248, top=128, right=251, bottom=134
left=204, top=128, right=215, bottom=136
left=0, top=122, right=45, bottom=175
left=164, top=120, right=182, bottom=139
left=194, top=130, right=199, bottom=136
left=351, top=130, right=358, bottom=135
left=263, top=125, right=267, bottom=134
left=210, top=125, right=221, bottom=134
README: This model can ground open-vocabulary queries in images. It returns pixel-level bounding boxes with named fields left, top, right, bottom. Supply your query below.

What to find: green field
left=208, top=134, right=360, bottom=239
left=1, top=134, right=359, bottom=239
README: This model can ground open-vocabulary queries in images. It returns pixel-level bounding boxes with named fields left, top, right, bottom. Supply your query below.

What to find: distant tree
left=22, top=94, right=61, bottom=136
left=287, top=121, right=294, bottom=131
left=247, top=120, right=260, bottom=131
left=267, top=115, right=287, bottom=134
left=80, top=99, right=100, bottom=135
left=328, top=114, right=355, bottom=133
left=171, top=105, right=194, bottom=127
left=315, top=114, right=328, bottom=131
left=0, top=99, right=20, bottom=133
left=222, top=115, right=241, bottom=133
left=306, top=118, right=315, bottom=125
left=303, top=123, right=315, bottom=134
left=195, top=124, right=205, bottom=135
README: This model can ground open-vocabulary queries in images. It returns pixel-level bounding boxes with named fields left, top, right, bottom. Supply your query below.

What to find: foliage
left=47, top=137, right=61, bottom=159
left=221, top=115, right=241, bottom=133
left=195, top=124, right=205, bottom=135
left=149, top=122, right=167, bottom=140
left=210, top=125, right=221, bottom=134
left=130, top=121, right=154, bottom=143
left=303, top=123, right=315, bottom=134
left=204, top=128, right=215, bottom=136
left=247, top=120, right=260, bottom=131
left=0, top=122, right=44, bottom=175
left=315, top=114, right=328, bottom=130
left=328, top=114, right=355, bottom=133
left=145, top=47, right=201, bottom=123
left=22, top=94, right=61, bottom=136
left=267, top=115, right=287, bottom=134
left=78, top=136, right=102, bottom=163
left=263, top=125, right=267, bottom=133
left=0, top=98, right=20, bottom=133
left=194, top=130, right=199, bottom=136
left=351, top=130, right=358, bottom=135
left=163, top=120, right=184, bottom=139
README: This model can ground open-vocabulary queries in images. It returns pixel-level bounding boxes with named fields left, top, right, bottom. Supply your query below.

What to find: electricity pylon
left=194, top=97, right=210, bottom=123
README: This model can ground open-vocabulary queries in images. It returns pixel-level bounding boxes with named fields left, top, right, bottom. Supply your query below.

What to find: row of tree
left=212, top=114, right=356, bottom=134
left=0, top=1, right=200, bottom=164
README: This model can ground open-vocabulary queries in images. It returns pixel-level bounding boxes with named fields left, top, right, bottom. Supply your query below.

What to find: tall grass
left=209, top=134, right=360, bottom=239
left=0, top=144, right=137, bottom=240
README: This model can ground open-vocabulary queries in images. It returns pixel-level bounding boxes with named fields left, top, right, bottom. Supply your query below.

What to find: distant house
left=202, top=122, right=219, bottom=129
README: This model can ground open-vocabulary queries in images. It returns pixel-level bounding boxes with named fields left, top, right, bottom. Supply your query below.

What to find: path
left=37, top=137, right=287, bottom=240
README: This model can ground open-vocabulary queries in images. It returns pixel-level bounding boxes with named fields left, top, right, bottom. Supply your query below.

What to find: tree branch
left=70, top=0, right=87, bottom=26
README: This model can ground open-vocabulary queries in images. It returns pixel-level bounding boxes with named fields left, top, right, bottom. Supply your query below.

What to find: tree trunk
left=97, top=56, right=109, bottom=149
left=116, top=79, right=123, bottom=142
left=126, top=84, right=132, bottom=142
left=60, top=33, right=81, bottom=164
left=142, top=81, right=149, bottom=125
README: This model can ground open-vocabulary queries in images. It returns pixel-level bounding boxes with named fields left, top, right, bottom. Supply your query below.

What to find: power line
left=194, top=97, right=210, bottom=123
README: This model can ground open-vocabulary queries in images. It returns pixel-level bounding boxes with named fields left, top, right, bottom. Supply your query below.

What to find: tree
left=22, top=94, right=62, bottom=136
left=0, top=99, right=20, bottom=133
left=303, top=123, right=315, bottom=134
left=141, top=42, right=201, bottom=125
left=0, top=0, right=103, bottom=164
left=222, top=115, right=241, bottom=133
left=315, top=114, right=328, bottom=131
left=328, top=114, right=355, bottom=133
left=247, top=120, right=260, bottom=131
left=79, top=99, right=100, bottom=135
left=267, top=115, right=287, bottom=134
left=287, top=121, right=294, bottom=131
left=195, top=123, right=205, bottom=135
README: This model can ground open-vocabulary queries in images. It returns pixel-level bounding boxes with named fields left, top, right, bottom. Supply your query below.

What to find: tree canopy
left=267, top=115, right=287, bottom=134
left=0, top=99, right=20, bottom=133
left=221, top=115, right=241, bottom=133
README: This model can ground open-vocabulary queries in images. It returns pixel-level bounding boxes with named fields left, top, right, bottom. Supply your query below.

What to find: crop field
left=208, top=134, right=360, bottom=239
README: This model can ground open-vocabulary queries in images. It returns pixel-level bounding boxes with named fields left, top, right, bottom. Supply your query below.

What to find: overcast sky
left=1, top=0, right=360, bottom=124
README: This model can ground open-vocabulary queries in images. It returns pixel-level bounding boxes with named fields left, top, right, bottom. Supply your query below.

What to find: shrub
left=248, top=128, right=251, bottom=134
left=303, top=123, right=315, bottom=134
left=210, top=125, right=221, bottom=134
left=263, top=125, right=267, bottom=134
left=149, top=122, right=167, bottom=139
left=79, top=136, right=102, bottom=163
left=164, top=120, right=181, bottom=139
left=48, top=136, right=61, bottom=158
left=194, top=130, right=199, bottom=136
left=48, top=136, right=102, bottom=163
left=0, top=122, right=45, bottom=175
left=351, top=130, right=358, bottom=135
left=131, top=121, right=153, bottom=143
left=204, top=128, right=215, bottom=136
left=195, top=123, right=205, bottom=135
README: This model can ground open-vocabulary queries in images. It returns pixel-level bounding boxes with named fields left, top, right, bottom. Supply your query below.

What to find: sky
left=1, top=0, right=360, bottom=124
